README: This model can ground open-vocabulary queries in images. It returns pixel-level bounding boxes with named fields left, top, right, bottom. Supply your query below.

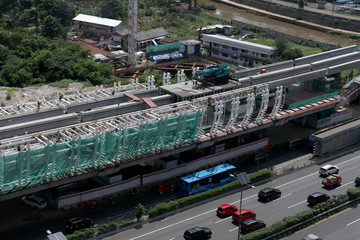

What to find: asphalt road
left=104, top=150, right=360, bottom=240
left=285, top=204, right=360, bottom=240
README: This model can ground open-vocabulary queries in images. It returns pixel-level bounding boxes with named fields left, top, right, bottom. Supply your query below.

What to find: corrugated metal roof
left=137, top=27, right=169, bottom=42
left=73, top=14, right=122, bottom=27
left=202, top=34, right=276, bottom=54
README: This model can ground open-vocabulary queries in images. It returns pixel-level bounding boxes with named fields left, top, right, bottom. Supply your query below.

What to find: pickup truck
left=322, top=174, right=342, bottom=188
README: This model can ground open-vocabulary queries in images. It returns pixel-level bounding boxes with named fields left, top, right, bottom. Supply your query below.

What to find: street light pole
left=230, top=172, right=254, bottom=240
left=238, top=186, right=243, bottom=240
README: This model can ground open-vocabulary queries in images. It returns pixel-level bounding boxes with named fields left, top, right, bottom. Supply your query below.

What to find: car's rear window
left=217, top=207, right=223, bottom=212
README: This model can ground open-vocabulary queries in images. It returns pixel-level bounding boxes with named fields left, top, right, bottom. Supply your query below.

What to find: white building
left=201, top=34, right=277, bottom=67
left=72, top=14, right=126, bottom=38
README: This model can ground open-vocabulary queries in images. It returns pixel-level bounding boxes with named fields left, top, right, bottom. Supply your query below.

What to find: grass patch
left=49, top=79, right=74, bottom=89
left=245, top=33, right=323, bottom=56
left=327, top=30, right=360, bottom=39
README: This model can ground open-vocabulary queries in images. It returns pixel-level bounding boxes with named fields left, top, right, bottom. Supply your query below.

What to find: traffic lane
left=107, top=153, right=360, bottom=240
left=285, top=204, right=360, bottom=240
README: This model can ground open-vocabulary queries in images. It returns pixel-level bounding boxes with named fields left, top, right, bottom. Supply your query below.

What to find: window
left=222, top=45, right=228, bottom=49
left=222, top=53, right=228, bottom=57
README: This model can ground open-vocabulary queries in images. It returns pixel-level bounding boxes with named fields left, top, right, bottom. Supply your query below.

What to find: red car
left=232, top=209, right=256, bottom=224
left=155, top=182, right=174, bottom=194
left=216, top=204, right=238, bottom=217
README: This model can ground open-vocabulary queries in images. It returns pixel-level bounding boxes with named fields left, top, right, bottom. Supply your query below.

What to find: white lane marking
left=229, top=227, right=238, bottom=232
left=130, top=156, right=360, bottom=240
left=276, top=155, right=360, bottom=189
left=129, top=209, right=216, bottom=240
left=230, top=194, right=257, bottom=205
left=169, top=238, right=175, bottom=240
left=347, top=218, right=360, bottom=226
left=161, top=218, right=168, bottom=221
left=274, top=193, right=292, bottom=201
left=337, top=181, right=353, bottom=189
left=288, top=200, right=307, bottom=208
left=337, top=155, right=360, bottom=166
left=276, top=172, right=318, bottom=188
left=215, top=217, right=231, bottom=224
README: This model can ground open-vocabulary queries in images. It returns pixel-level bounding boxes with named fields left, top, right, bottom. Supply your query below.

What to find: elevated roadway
left=0, top=46, right=359, bottom=201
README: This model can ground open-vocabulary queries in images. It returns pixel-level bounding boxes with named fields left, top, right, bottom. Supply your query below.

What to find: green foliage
left=41, top=15, right=62, bottom=39
left=148, top=168, right=272, bottom=218
left=241, top=191, right=356, bottom=240
left=97, top=222, right=119, bottom=234
left=66, top=228, right=95, bottom=240
left=135, top=203, right=146, bottom=220
left=0, top=102, right=5, bottom=107
left=199, top=4, right=216, bottom=11
left=327, top=30, right=360, bottom=39
left=119, top=219, right=135, bottom=228
left=274, top=37, right=303, bottom=60
left=347, top=188, right=360, bottom=200
left=49, top=79, right=74, bottom=88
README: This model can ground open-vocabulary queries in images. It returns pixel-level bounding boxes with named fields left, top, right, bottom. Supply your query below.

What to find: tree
left=135, top=203, right=145, bottom=221
left=0, top=44, right=9, bottom=66
left=274, top=37, right=288, bottom=58
left=188, top=0, right=192, bottom=9
left=36, top=0, right=74, bottom=26
left=1, top=10, right=20, bottom=30
left=41, top=15, right=62, bottom=39
left=299, top=0, right=304, bottom=9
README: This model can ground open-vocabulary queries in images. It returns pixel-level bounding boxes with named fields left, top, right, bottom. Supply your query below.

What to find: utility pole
left=128, top=0, right=138, bottom=65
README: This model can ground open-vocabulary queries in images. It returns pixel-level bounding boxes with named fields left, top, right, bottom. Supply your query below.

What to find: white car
left=21, top=194, right=47, bottom=209
left=319, top=165, right=339, bottom=176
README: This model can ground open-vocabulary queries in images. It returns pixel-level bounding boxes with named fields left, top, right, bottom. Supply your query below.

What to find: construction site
left=0, top=42, right=359, bottom=210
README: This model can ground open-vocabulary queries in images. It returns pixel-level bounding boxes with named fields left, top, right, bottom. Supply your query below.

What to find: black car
left=65, top=217, right=94, bottom=233
left=355, top=176, right=360, bottom=186
left=241, top=219, right=266, bottom=234
left=258, top=188, right=281, bottom=202
left=253, top=152, right=268, bottom=164
left=184, top=227, right=212, bottom=240
left=307, top=192, right=330, bottom=206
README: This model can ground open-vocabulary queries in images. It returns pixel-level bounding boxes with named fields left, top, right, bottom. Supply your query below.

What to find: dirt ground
left=0, top=82, right=86, bottom=107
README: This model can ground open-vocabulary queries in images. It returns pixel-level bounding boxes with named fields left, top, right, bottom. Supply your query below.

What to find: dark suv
left=253, top=152, right=268, bottom=164
left=307, top=192, right=330, bottom=206
left=66, top=217, right=94, bottom=233
left=184, top=227, right=212, bottom=239
left=258, top=188, right=281, bottom=202
left=355, top=176, right=360, bottom=186
left=241, top=219, right=266, bottom=234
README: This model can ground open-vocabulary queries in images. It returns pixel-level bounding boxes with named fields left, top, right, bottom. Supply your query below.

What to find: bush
left=347, top=188, right=360, bottom=200
left=148, top=168, right=272, bottom=218
left=97, top=222, right=119, bottom=234
left=119, top=219, right=135, bottom=228
left=199, top=4, right=216, bottom=10
left=66, top=228, right=95, bottom=240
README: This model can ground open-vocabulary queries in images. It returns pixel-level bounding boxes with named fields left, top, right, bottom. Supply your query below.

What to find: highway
left=285, top=203, right=360, bottom=240
left=104, top=150, right=360, bottom=240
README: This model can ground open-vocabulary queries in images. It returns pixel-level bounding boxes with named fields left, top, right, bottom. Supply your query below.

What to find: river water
left=197, top=0, right=357, bottom=46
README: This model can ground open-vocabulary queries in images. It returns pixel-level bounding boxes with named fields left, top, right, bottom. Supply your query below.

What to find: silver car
left=21, top=194, right=47, bottom=209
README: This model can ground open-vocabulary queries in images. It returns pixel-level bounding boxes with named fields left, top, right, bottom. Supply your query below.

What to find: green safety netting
left=146, top=42, right=180, bottom=55
left=0, top=111, right=202, bottom=195
left=288, top=91, right=338, bottom=109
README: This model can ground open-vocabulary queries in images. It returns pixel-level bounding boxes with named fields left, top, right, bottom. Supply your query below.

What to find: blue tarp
left=150, top=53, right=183, bottom=63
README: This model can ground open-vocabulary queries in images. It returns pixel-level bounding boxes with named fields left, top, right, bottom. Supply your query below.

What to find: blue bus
left=179, top=163, right=237, bottom=196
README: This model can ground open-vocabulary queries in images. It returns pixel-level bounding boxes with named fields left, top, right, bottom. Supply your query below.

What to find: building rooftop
left=73, top=14, right=122, bottom=27
left=137, top=27, right=169, bottom=42
left=202, top=34, right=276, bottom=54
left=82, top=44, right=109, bottom=56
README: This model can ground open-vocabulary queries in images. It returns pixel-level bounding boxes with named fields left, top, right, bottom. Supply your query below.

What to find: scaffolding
left=0, top=102, right=202, bottom=194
